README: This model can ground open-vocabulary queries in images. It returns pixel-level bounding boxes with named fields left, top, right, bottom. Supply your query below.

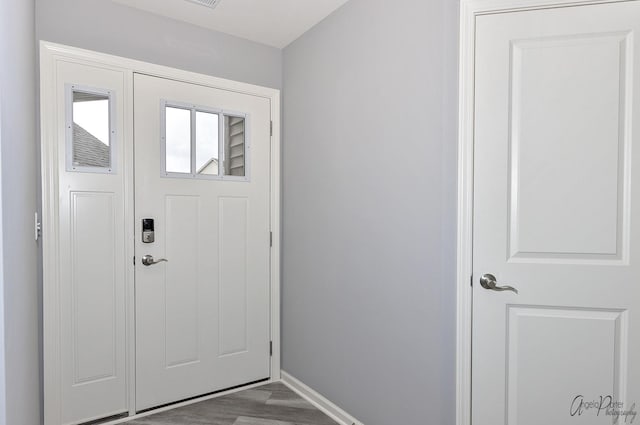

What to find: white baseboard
left=280, top=371, right=363, bottom=425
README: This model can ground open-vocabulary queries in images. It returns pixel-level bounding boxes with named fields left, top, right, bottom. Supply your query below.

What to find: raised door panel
left=506, top=307, right=626, bottom=425
left=509, top=33, right=631, bottom=262
left=219, top=197, right=249, bottom=356
left=70, top=192, right=117, bottom=384
left=165, top=195, right=201, bottom=367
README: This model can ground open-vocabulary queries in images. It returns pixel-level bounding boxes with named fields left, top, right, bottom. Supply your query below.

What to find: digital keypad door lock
left=142, top=218, right=155, bottom=243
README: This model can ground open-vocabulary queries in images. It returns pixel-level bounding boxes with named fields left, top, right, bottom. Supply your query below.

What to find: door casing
left=455, top=0, right=636, bottom=424
left=39, top=41, right=281, bottom=425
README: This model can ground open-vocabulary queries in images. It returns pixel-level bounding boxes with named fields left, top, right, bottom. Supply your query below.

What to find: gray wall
left=36, top=0, right=282, bottom=89
left=282, top=0, right=458, bottom=423
left=0, top=0, right=41, bottom=424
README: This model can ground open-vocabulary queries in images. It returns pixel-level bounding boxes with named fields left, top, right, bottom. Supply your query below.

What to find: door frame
left=40, top=41, right=281, bottom=424
left=455, top=0, right=631, bottom=424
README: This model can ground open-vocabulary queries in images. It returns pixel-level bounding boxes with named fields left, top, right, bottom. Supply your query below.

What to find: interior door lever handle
left=480, top=273, right=518, bottom=294
left=141, top=255, right=168, bottom=267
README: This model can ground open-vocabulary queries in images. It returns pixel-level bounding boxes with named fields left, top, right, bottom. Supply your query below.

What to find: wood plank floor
left=125, top=383, right=339, bottom=425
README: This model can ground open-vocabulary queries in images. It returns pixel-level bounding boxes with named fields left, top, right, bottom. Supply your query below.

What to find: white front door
left=473, top=2, right=640, bottom=424
left=134, top=74, right=272, bottom=410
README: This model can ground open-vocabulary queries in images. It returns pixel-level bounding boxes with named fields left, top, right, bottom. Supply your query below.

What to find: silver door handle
left=480, top=273, right=518, bottom=294
left=141, top=255, right=168, bottom=267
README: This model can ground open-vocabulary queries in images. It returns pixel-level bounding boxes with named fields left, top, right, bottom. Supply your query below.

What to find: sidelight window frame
left=65, top=84, right=117, bottom=174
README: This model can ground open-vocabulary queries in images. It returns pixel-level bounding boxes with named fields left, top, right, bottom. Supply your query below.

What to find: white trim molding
left=456, top=1, right=634, bottom=425
left=40, top=41, right=281, bottom=425
left=281, top=371, right=363, bottom=425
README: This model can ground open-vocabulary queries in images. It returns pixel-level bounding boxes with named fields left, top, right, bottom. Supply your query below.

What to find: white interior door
left=134, top=73, right=272, bottom=411
left=473, top=2, right=640, bottom=424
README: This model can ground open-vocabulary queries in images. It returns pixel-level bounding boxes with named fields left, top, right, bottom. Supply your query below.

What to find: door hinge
left=34, top=212, right=42, bottom=241
left=133, top=256, right=136, bottom=266
left=270, top=341, right=273, bottom=356
left=270, top=231, right=273, bottom=247
left=470, top=275, right=473, bottom=287
left=270, top=121, right=273, bottom=137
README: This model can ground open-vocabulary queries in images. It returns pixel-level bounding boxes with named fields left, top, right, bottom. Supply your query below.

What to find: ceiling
left=112, top=0, right=350, bottom=48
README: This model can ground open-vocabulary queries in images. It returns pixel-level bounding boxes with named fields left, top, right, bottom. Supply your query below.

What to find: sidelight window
left=66, top=85, right=116, bottom=173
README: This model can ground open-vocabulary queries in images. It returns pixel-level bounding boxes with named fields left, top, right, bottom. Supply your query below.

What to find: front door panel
left=134, top=74, right=271, bottom=411
left=473, top=3, right=640, bottom=424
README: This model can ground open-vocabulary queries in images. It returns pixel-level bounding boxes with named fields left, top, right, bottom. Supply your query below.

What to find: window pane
left=224, top=116, right=245, bottom=177
left=72, top=91, right=111, bottom=168
left=165, top=106, right=191, bottom=173
left=196, top=111, right=219, bottom=175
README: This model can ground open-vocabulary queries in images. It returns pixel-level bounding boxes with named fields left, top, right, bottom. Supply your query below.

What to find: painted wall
left=282, top=0, right=458, bottom=423
left=0, top=85, right=6, bottom=425
left=0, top=0, right=41, bottom=424
left=36, top=0, right=282, bottom=89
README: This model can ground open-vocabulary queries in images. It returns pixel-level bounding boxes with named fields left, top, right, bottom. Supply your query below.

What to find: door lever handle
left=480, top=273, right=518, bottom=294
left=141, top=255, right=168, bottom=267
